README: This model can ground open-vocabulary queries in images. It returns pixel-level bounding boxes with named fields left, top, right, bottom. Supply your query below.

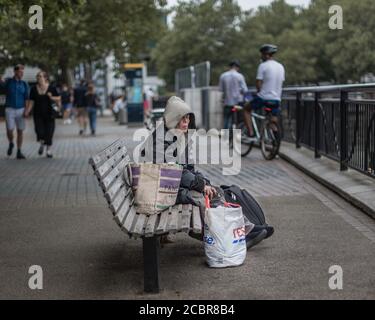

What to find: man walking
left=0, top=64, right=29, bottom=159
left=219, top=60, right=248, bottom=130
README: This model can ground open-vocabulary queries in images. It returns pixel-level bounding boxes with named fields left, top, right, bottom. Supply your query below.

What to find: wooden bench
left=89, top=138, right=204, bottom=293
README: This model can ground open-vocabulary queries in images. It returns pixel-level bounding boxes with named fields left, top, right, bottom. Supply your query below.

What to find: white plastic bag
left=204, top=198, right=247, bottom=268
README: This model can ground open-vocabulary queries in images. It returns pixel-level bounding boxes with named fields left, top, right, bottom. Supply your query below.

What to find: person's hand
left=23, top=109, right=29, bottom=118
left=47, top=92, right=52, bottom=98
left=204, top=185, right=217, bottom=200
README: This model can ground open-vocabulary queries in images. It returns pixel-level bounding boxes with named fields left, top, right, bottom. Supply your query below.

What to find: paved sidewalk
left=0, top=117, right=374, bottom=299
left=280, top=142, right=375, bottom=219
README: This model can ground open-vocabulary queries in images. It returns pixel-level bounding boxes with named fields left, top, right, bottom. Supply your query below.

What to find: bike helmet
left=260, top=44, right=278, bottom=54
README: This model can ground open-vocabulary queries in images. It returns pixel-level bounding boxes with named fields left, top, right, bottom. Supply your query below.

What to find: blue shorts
left=63, top=103, right=72, bottom=111
left=251, top=96, right=281, bottom=116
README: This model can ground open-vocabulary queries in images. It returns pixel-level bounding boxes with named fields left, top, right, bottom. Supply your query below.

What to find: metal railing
left=175, top=61, right=211, bottom=93
left=281, top=83, right=375, bottom=178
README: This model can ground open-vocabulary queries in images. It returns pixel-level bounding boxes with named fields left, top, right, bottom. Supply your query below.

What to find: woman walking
left=83, top=83, right=100, bottom=136
left=25, top=71, right=60, bottom=158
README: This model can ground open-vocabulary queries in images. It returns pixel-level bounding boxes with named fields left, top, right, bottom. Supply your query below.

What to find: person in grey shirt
left=219, top=60, right=248, bottom=129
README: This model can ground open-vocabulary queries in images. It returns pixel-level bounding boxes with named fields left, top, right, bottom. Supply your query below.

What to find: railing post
left=295, top=91, right=301, bottom=149
left=340, top=90, right=348, bottom=171
left=314, top=92, right=321, bottom=159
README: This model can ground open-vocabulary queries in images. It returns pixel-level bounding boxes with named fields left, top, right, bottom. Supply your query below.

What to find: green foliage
left=153, top=0, right=375, bottom=89
left=0, top=0, right=166, bottom=82
left=152, top=0, right=242, bottom=86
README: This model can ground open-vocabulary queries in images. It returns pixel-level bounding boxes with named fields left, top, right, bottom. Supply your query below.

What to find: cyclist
left=219, top=60, right=248, bottom=130
left=243, top=44, right=285, bottom=140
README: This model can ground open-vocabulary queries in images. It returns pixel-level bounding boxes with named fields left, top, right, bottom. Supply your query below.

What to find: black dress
left=30, top=85, right=59, bottom=146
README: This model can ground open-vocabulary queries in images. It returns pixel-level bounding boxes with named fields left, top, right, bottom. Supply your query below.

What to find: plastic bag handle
left=205, top=197, right=240, bottom=209
left=205, top=195, right=211, bottom=209
left=224, top=202, right=241, bottom=208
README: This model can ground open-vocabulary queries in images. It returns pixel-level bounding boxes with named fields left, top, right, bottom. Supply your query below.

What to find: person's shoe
left=264, top=225, right=274, bottom=239
left=7, top=142, right=14, bottom=156
left=16, top=150, right=26, bottom=160
left=251, top=224, right=274, bottom=239
left=46, top=150, right=53, bottom=158
left=38, top=144, right=44, bottom=155
left=246, top=229, right=267, bottom=249
left=91, top=131, right=96, bottom=136
left=242, top=135, right=257, bottom=144
left=79, top=129, right=83, bottom=136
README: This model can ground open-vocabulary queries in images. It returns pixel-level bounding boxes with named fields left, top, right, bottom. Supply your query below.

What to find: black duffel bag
left=221, top=185, right=266, bottom=226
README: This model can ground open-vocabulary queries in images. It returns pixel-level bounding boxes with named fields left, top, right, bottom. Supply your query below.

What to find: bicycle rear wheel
left=260, top=118, right=281, bottom=160
left=234, top=122, right=253, bottom=157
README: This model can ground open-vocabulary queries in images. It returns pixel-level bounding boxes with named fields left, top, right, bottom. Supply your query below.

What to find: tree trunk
left=61, top=65, right=74, bottom=87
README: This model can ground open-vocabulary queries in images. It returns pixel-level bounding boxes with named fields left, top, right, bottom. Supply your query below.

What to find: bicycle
left=229, top=104, right=281, bottom=160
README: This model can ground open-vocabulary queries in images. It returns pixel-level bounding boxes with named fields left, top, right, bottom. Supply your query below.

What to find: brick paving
left=0, top=115, right=374, bottom=299
left=0, top=117, right=306, bottom=211
left=0, top=117, right=138, bottom=210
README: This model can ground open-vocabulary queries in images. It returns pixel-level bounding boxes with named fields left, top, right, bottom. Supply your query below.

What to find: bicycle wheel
left=234, top=122, right=253, bottom=157
left=260, top=118, right=281, bottom=160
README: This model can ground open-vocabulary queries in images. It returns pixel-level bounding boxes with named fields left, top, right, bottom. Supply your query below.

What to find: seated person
left=144, top=96, right=269, bottom=248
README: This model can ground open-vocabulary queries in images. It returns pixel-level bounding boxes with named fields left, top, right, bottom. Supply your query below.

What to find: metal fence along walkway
left=281, top=84, right=375, bottom=178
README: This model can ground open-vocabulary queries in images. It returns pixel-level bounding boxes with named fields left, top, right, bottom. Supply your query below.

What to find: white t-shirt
left=256, top=60, right=285, bottom=101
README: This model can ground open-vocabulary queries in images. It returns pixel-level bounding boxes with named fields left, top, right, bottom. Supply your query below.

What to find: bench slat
left=176, top=204, right=183, bottom=232
left=122, top=206, right=137, bottom=234
left=144, top=214, right=159, bottom=237
left=192, top=206, right=202, bottom=233
left=181, top=204, right=192, bottom=232
left=95, top=147, right=128, bottom=179
left=130, top=213, right=148, bottom=239
left=114, top=195, right=133, bottom=224
left=105, top=175, right=125, bottom=203
left=100, top=155, right=130, bottom=190
left=155, top=208, right=171, bottom=235
left=109, top=186, right=131, bottom=214
left=89, top=138, right=128, bottom=168
left=167, top=205, right=180, bottom=234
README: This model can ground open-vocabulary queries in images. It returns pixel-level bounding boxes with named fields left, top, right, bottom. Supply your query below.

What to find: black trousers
left=33, top=115, right=55, bottom=146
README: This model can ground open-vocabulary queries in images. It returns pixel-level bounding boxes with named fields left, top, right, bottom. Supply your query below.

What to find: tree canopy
left=152, top=0, right=375, bottom=89
left=0, top=0, right=167, bottom=83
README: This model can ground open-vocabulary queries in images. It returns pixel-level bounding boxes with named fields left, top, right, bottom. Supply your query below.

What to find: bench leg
left=142, top=236, right=160, bottom=293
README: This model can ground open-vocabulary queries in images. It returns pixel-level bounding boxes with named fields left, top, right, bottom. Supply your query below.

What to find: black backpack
left=221, top=185, right=266, bottom=226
